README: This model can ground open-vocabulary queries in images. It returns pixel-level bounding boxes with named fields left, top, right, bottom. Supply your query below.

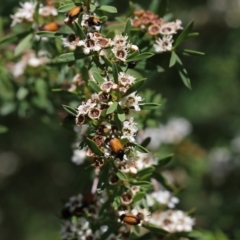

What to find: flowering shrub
left=0, top=0, right=206, bottom=239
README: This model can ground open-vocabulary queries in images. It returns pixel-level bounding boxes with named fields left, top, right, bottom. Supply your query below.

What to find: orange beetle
left=87, top=16, right=101, bottom=27
left=109, top=138, right=124, bottom=160
left=66, top=6, right=82, bottom=21
left=39, top=22, right=60, bottom=32
left=120, top=213, right=141, bottom=225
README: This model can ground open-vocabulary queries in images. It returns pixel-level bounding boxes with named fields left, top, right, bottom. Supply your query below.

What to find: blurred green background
left=1, top=0, right=240, bottom=239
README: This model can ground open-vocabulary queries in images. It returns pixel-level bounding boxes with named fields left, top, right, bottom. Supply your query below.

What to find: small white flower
left=135, top=152, right=158, bottom=170
left=121, top=92, right=143, bottom=111
left=151, top=190, right=179, bottom=208
left=39, top=5, right=58, bottom=17
left=154, top=35, right=173, bottom=53
left=118, top=72, right=136, bottom=86
left=160, top=21, right=180, bottom=35
left=111, top=35, right=128, bottom=47
left=112, top=46, right=128, bottom=62
left=62, top=34, right=79, bottom=50
left=77, top=100, right=96, bottom=115
left=11, top=1, right=37, bottom=27
left=72, top=149, right=87, bottom=165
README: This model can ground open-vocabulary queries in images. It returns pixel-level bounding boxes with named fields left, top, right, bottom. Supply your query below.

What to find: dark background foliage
left=1, top=0, right=240, bottom=239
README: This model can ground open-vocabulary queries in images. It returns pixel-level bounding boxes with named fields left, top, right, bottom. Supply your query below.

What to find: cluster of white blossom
left=131, top=9, right=183, bottom=53
left=138, top=117, right=192, bottom=150
left=11, top=1, right=58, bottom=27
left=9, top=50, right=49, bottom=78
left=150, top=210, right=195, bottom=233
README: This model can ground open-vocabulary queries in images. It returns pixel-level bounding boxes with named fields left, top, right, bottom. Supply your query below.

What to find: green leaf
left=112, top=62, right=118, bottom=83
left=130, top=181, right=153, bottom=189
left=62, top=104, right=78, bottom=115
left=124, top=18, right=131, bottom=36
left=116, top=170, right=128, bottom=181
left=157, top=154, right=173, bottom=168
left=132, top=192, right=145, bottom=204
left=88, top=81, right=101, bottom=93
left=142, top=223, right=168, bottom=235
left=159, top=0, right=169, bottom=16
left=105, top=30, right=115, bottom=39
left=177, top=61, right=191, bottom=89
left=106, top=102, right=118, bottom=114
left=149, top=0, right=160, bottom=12
left=183, top=49, right=205, bottom=56
left=131, top=142, right=148, bottom=153
left=72, top=22, right=85, bottom=39
left=58, top=3, right=75, bottom=13
left=141, top=137, right=151, bottom=148
left=14, top=33, right=33, bottom=56
left=36, top=31, right=59, bottom=38
left=58, top=52, right=88, bottom=62
left=174, top=20, right=194, bottom=48
left=98, top=5, right=117, bottom=13
left=117, top=104, right=126, bottom=122
left=186, top=32, right=199, bottom=39
left=97, top=162, right=110, bottom=192
left=123, top=78, right=146, bottom=97
left=0, top=125, right=8, bottom=134
left=169, top=51, right=178, bottom=67
left=0, top=30, right=32, bottom=46
left=135, top=167, right=155, bottom=180
left=101, top=56, right=112, bottom=67
left=126, top=52, right=154, bottom=62
left=92, top=71, right=105, bottom=84
left=86, top=138, right=104, bottom=156
left=141, top=103, right=161, bottom=110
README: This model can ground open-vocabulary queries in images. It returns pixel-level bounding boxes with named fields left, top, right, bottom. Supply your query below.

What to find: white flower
left=154, top=35, right=173, bottom=53
left=121, top=92, right=143, bottom=111
left=77, top=100, right=96, bottom=115
left=39, top=5, right=58, bottom=17
left=118, top=72, right=136, bottom=86
left=62, top=34, right=79, bottom=51
left=111, top=35, right=128, bottom=47
left=150, top=210, right=195, bottom=233
left=150, top=190, right=179, bottom=208
left=112, top=46, right=128, bottom=62
left=77, top=36, right=101, bottom=54
left=160, top=21, right=181, bottom=35
left=11, top=1, right=37, bottom=26
left=61, top=221, right=77, bottom=239
left=135, top=152, right=158, bottom=170
left=72, top=149, right=87, bottom=165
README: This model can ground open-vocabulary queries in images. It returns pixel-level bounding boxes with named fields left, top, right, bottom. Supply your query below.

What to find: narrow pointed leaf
left=98, top=5, right=117, bottom=13
left=132, top=192, right=145, bottom=204
left=112, top=62, right=118, bottom=83
left=117, top=104, right=126, bottom=122
left=174, top=20, right=194, bottom=48
left=135, top=167, right=155, bottom=180
left=131, top=142, right=148, bottom=153
left=157, top=154, right=173, bottom=168
left=183, top=49, right=205, bottom=56
left=116, top=170, right=128, bottom=181
left=88, top=81, right=101, bottom=93
left=106, top=102, right=118, bottom=114
left=58, top=3, right=75, bottom=13
left=14, top=33, right=33, bottom=56
left=126, top=52, right=154, bottom=62
left=62, top=105, right=78, bottom=115
left=141, top=103, right=161, bottom=110
left=124, top=18, right=131, bottom=36
left=86, top=138, right=104, bottom=156
left=92, top=71, right=105, bottom=84
left=169, top=51, right=178, bottom=67
left=141, top=137, right=151, bottom=148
